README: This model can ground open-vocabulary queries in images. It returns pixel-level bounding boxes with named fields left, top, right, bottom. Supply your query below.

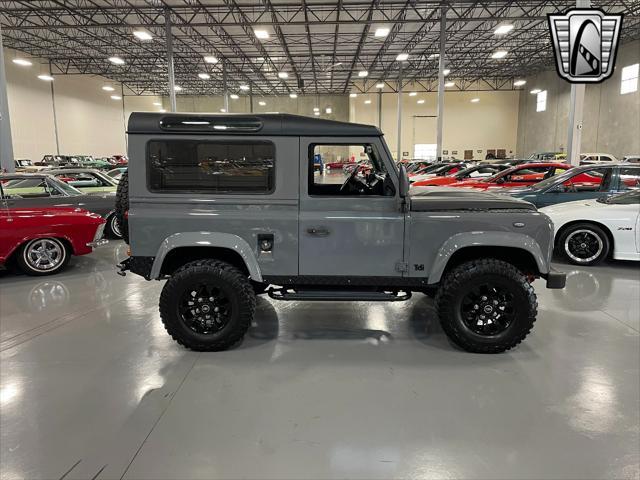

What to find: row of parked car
left=400, top=160, right=640, bottom=265
left=14, top=154, right=128, bottom=173
left=2, top=153, right=639, bottom=277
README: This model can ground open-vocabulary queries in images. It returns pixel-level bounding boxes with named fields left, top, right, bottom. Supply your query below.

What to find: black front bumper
left=543, top=269, right=566, bottom=289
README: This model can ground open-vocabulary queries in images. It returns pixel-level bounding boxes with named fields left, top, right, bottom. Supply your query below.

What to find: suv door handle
left=307, top=227, right=330, bottom=237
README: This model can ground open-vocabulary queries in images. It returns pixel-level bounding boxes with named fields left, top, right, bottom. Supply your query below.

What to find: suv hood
left=409, top=187, right=537, bottom=211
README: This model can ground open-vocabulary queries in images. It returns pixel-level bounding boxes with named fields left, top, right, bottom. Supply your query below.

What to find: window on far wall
left=536, top=90, right=547, bottom=112
left=621, top=64, right=639, bottom=95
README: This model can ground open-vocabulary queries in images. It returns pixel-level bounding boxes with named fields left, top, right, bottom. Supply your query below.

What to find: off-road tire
left=114, top=170, right=129, bottom=244
left=159, top=259, right=256, bottom=351
left=557, top=222, right=610, bottom=266
left=17, top=237, right=71, bottom=276
left=435, top=259, right=537, bottom=353
left=104, top=213, right=123, bottom=239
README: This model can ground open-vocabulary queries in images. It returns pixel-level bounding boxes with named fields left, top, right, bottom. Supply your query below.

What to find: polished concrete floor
left=1, top=242, right=639, bottom=480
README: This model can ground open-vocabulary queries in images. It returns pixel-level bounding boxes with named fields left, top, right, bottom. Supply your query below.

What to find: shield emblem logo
left=548, top=9, right=623, bottom=83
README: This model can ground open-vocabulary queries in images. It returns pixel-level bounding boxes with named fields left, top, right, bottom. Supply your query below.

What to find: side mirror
left=399, top=164, right=410, bottom=198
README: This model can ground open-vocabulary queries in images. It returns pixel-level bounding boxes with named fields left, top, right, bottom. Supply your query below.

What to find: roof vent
left=159, top=116, right=263, bottom=133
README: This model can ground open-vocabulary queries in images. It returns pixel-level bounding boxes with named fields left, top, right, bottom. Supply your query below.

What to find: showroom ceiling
left=1, top=1, right=639, bottom=96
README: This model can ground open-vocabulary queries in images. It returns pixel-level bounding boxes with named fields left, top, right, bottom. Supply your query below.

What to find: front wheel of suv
left=159, top=259, right=256, bottom=351
left=435, top=259, right=537, bottom=353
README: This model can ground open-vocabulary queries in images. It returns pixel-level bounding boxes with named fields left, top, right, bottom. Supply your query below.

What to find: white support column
left=0, top=26, right=15, bottom=172
left=377, top=90, right=382, bottom=128
left=164, top=8, right=177, bottom=112
left=436, top=6, right=447, bottom=162
left=566, top=0, right=590, bottom=166
left=223, top=61, right=229, bottom=112
left=396, top=63, right=403, bottom=162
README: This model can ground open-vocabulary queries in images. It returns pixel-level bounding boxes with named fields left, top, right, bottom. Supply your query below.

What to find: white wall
left=516, top=40, right=640, bottom=159
left=349, top=85, right=520, bottom=161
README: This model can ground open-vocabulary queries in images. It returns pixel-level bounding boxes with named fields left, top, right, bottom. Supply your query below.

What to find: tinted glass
left=147, top=140, right=275, bottom=193
left=618, top=167, right=640, bottom=191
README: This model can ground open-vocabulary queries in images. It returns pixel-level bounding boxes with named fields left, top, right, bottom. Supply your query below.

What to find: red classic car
left=412, top=164, right=511, bottom=187
left=449, top=162, right=571, bottom=190
left=0, top=203, right=106, bottom=276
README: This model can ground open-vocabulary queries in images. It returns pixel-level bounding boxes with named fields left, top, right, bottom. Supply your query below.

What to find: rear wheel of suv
left=159, top=259, right=256, bottom=351
left=114, top=170, right=129, bottom=244
left=435, top=259, right=537, bottom=353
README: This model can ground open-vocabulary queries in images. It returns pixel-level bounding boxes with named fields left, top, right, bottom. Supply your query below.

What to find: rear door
left=298, top=137, right=405, bottom=277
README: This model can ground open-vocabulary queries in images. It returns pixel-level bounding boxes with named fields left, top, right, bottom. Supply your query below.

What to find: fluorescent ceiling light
left=313, top=107, right=319, bottom=112
left=445, top=81, right=455, bottom=87
left=153, top=102, right=162, bottom=106
left=278, top=72, right=289, bottom=79
left=289, top=93, right=298, bottom=98
left=259, top=101, right=266, bottom=106
left=491, top=50, right=508, bottom=59
left=239, top=84, right=250, bottom=91
left=37, top=74, right=54, bottom=81
left=102, top=85, right=115, bottom=92
left=358, top=70, right=368, bottom=77
left=12, top=58, right=32, bottom=66
left=417, top=99, right=425, bottom=104
left=108, top=56, right=125, bottom=65
left=220, top=108, right=226, bottom=112
left=494, top=24, right=514, bottom=35
left=325, top=107, right=332, bottom=114
left=374, top=27, right=390, bottom=38
left=364, top=99, right=372, bottom=104
left=133, top=29, right=153, bottom=41
left=471, top=98, right=480, bottom=103
left=396, top=53, right=409, bottom=61
left=376, top=83, right=384, bottom=89
left=204, top=56, right=218, bottom=64
left=254, top=29, right=270, bottom=40
left=428, top=53, right=440, bottom=59
left=173, top=85, right=182, bottom=91
left=443, top=68, right=450, bottom=76
left=409, top=92, right=417, bottom=96
left=110, top=95, right=122, bottom=100
left=198, top=73, right=210, bottom=80
left=350, top=93, right=357, bottom=98
left=314, top=111, right=320, bottom=116
left=230, top=94, right=239, bottom=99
left=530, top=88, right=541, bottom=94
left=159, top=109, right=166, bottom=113
left=514, top=79, right=527, bottom=87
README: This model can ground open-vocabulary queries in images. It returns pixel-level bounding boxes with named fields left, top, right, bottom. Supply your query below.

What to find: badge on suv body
left=548, top=8, right=623, bottom=83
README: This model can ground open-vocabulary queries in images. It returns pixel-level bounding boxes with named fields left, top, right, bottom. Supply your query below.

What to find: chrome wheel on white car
left=558, top=223, right=610, bottom=266
left=18, top=238, right=70, bottom=276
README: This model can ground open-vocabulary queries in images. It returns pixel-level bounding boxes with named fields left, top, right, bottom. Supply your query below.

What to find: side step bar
left=268, top=288, right=411, bottom=302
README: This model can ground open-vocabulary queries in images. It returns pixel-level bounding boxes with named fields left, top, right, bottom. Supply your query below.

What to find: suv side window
left=147, top=140, right=275, bottom=194
left=308, top=144, right=389, bottom=196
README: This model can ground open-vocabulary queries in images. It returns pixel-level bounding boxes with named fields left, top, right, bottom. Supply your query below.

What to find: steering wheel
left=340, top=164, right=366, bottom=193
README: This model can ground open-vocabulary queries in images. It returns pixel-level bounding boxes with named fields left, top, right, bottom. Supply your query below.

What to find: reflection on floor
left=1, top=242, right=638, bottom=480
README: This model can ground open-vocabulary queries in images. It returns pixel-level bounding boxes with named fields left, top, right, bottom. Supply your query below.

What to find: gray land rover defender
left=116, top=112, right=565, bottom=353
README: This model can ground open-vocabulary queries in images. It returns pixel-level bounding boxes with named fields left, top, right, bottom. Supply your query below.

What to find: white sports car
left=540, top=190, right=640, bottom=265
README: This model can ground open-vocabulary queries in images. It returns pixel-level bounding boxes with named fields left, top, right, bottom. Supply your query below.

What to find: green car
left=73, top=156, right=113, bottom=171
left=47, top=168, right=118, bottom=193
